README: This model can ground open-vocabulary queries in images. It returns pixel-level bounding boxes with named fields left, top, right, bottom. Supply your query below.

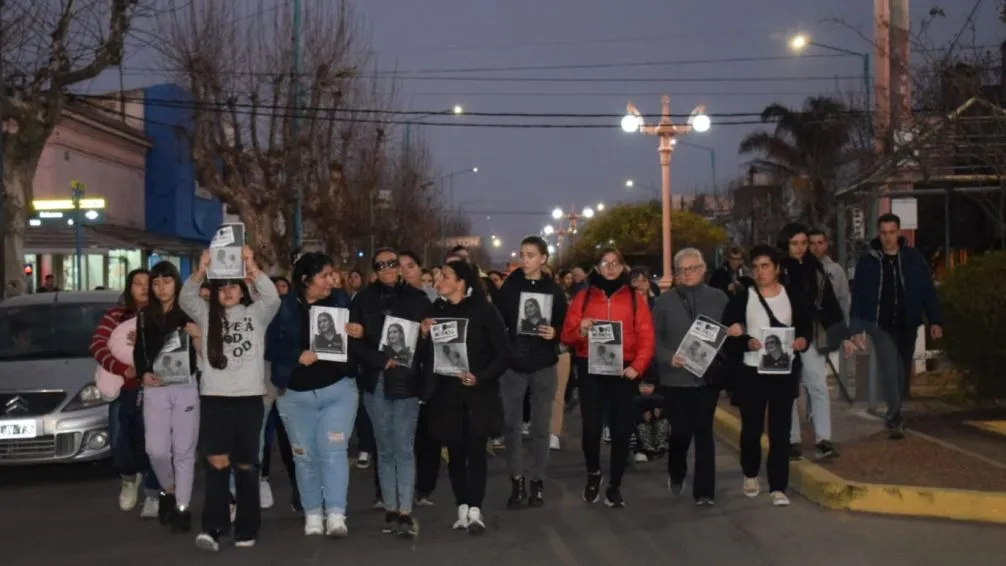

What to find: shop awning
left=25, top=225, right=207, bottom=256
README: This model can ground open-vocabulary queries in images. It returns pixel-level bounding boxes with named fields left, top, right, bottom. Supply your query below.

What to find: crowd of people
left=86, top=213, right=942, bottom=552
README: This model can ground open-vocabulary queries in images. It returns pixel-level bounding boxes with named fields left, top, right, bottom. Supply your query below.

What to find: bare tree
left=1, top=0, right=141, bottom=296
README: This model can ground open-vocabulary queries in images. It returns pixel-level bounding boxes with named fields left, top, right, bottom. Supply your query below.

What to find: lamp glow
left=551, top=207, right=563, bottom=220
left=453, top=105, right=464, bottom=114
left=621, top=114, right=641, bottom=133
left=625, top=179, right=634, bottom=188
left=472, top=167, right=479, bottom=173
left=547, top=245, right=556, bottom=254
left=690, top=113, right=711, bottom=133
left=597, top=203, right=605, bottom=211
left=790, top=34, right=809, bottom=51
left=543, top=224, right=554, bottom=235
left=582, top=207, right=594, bottom=218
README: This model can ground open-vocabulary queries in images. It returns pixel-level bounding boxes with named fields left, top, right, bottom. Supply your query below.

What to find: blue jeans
left=277, top=379, right=358, bottom=516
left=110, top=389, right=160, bottom=492
left=363, top=376, right=421, bottom=513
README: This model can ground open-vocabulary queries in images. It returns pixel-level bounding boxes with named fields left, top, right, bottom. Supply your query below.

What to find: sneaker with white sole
left=234, top=538, right=256, bottom=548
left=602, top=427, right=612, bottom=444
left=139, top=495, right=159, bottom=519
left=770, top=491, right=791, bottom=507
left=466, top=506, right=485, bottom=535
left=452, top=504, right=470, bottom=530
left=356, top=451, right=371, bottom=470
left=325, top=513, right=348, bottom=538
left=118, top=473, right=142, bottom=511
left=259, top=478, right=274, bottom=509
left=521, top=423, right=531, bottom=437
left=549, top=434, right=560, bottom=451
left=633, top=452, right=649, bottom=463
left=743, top=477, right=760, bottom=498
left=304, top=513, right=324, bottom=536
left=195, top=531, right=221, bottom=552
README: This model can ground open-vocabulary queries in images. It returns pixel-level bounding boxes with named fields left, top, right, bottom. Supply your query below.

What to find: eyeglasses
left=373, top=259, right=399, bottom=272
left=674, top=265, right=703, bottom=275
left=598, top=260, right=622, bottom=270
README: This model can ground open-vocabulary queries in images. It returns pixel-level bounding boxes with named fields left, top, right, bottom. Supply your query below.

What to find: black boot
left=158, top=492, right=177, bottom=526
left=506, top=475, right=527, bottom=509
left=172, top=508, right=192, bottom=533
left=527, top=479, right=544, bottom=507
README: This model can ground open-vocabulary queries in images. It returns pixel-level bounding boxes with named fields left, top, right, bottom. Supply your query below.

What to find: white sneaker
left=770, top=491, right=791, bottom=507
left=139, top=495, right=159, bottom=519
left=492, top=437, right=504, bottom=449
left=356, top=451, right=371, bottom=470
left=304, top=513, right=324, bottom=536
left=602, top=427, right=612, bottom=444
left=521, top=422, right=531, bottom=437
left=549, top=434, right=560, bottom=450
left=743, top=477, right=761, bottom=498
left=452, top=504, right=470, bottom=530
left=259, top=478, right=274, bottom=509
left=633, top=452, right=649, bottom=463
left=118, top=473, right=142, bottom=511
left=325, top=513, right=348, bottom=538
left=467, top=506, right=486, bottom=535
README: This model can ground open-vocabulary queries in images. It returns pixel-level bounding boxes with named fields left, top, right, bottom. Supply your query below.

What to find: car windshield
left=0, top=302, right=113, bottom=361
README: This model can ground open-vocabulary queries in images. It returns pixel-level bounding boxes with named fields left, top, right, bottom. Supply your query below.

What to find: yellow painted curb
left=713, top=407, right=1006, bottom=524
left=964, top=420, right=1006, bottom=437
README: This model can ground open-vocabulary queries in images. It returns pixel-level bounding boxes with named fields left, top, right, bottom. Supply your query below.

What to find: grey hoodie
left=179, top=273, right=281, bottom=397
left=652, top=283, right=729, bottom=388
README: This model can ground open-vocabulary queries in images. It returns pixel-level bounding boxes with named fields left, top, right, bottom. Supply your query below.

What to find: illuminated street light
left=547, top=244, right=556, bottom=254
left=625, top=179, right=635, bottom=188
left=472, top=167, right=479, bottom=173
left=492, top=237, right=502, bottom=248
left=582, top=207, right=595, bottom=219
left=790, top=33, right=808, bottom=50
left=596, top=203, right=605, bottom=211
left=543, top=224, right=555, bottom=235
left=453, top=104, right=464, bottom=115
left=511, top=251, right=517, bottom=258
left=551, top=207, right=563, bottom=220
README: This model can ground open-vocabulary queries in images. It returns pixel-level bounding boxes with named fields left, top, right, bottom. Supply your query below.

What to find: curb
left=713, top=408, right=1006, bottom=524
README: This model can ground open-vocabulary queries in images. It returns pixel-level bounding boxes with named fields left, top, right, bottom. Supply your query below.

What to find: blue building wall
left=143, top=83, right=222, bottom=249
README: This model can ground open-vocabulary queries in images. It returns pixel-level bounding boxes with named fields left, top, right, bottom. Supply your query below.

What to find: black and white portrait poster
left=380, top=316, right=420, bottom=368
left=208, top=223, right=245, bottom=280
left=431, top=318, right=470, bottom=376
left=588, top=321, right=623, bottom=376
left=758, top=327, right=795, bottom=375
left=674, top=314, right=728, bottom=378
left=310, top=306, right=349, bottom=363
left=155, top=329, right=191, bottom=384
left=517, top=292, right=553, bottom=336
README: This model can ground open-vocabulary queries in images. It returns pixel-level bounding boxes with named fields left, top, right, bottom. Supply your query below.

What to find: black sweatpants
left=576, top=358, right=637, bottom=488
left=415, top=403, right=442, bottom=496
left=664, top=385, right=719, bottom=500
left=737, top=367, right=795, bottom=493
left=444, top=413, right=488, bottom=508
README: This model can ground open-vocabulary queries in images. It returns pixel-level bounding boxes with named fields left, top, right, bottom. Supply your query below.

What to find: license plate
left=0, top=420, right=36, bottom=440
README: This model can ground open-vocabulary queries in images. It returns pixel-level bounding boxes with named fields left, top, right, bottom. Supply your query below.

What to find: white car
left=0, top=290, right=120, bottom=465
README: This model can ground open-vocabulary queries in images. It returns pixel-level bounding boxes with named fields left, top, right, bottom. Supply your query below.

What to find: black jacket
left=709, top=265, right=754, bottom=297
left=350, top=280, right=434, bottom=398
left=497, top=269, right=568, bottom=373
left=133, top=307, right=197, bottom=381
left=422, top=294, right=510, bottom=442
left=780, top=255, right=848, bottom=351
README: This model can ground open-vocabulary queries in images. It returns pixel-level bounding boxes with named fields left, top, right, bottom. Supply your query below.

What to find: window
left=0, top=302, right=115, bottom=361
left=109, top=249, right=141, bottom=290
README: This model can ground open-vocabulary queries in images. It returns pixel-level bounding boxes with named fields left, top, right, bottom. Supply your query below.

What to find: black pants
left=665, top=385, right=719, bottom=500
left=523, top=389, right=532, bottom=422
left=564, top=354, right=579, bottom=404
left=199, top=396, right=264, bottom=539
left=577, top=359, right=637, bottom=488
left=415, top=403, right=442, bottom=496
left=355, top=393, right=382, bottom=498
left=869, top=325, right=918, bottom=426
left=737, top=368, right=795, bottom=493
left=445, top=414, right=488, bottom=508
left=261, top=403, right=297, bottom=491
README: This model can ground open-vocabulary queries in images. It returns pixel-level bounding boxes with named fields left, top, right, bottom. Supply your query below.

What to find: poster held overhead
left=208, top=223, right=246, bottom=280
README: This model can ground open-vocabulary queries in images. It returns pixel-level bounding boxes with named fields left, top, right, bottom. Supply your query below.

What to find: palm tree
left=738, top=96, right=855, bottom=227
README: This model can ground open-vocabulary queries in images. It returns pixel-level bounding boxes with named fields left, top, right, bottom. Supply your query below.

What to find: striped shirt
left=89, top=306, right=139, bottom=390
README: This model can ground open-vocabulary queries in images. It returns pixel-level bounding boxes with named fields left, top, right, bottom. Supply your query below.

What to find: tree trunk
left=3, top=158, right=40, bottom=298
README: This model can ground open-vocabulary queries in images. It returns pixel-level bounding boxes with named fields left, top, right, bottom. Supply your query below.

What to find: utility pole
left=291, top=0, right=304, bottom=253
left=71, top=181, right=84, bottom=290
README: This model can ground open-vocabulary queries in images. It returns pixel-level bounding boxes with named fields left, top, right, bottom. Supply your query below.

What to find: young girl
left=180, top=247, right=281, bottom=551
left=133, top=262, right=200, bottom=532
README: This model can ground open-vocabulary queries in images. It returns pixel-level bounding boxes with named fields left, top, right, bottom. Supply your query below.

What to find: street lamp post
left=674, top=140, right=718, bottom=194
left=621, top=96, right=710, bottom=290
left=790, top=34, right=871, bottom=134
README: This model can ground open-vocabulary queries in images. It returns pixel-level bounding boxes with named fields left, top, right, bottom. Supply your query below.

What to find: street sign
left=891, top=198, right=918, bottom=230
left=441, top=236, right=482, bottom=248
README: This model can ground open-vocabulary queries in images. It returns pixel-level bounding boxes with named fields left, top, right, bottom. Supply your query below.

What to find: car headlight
left=64, top=384, right=109, bottom=411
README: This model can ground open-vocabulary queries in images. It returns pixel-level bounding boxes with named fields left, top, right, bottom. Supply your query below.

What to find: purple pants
left=143, top=383, right=200, bottom=508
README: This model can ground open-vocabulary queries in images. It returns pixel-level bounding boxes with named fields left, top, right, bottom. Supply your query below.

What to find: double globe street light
left=621, top=96, right=710, bottom=290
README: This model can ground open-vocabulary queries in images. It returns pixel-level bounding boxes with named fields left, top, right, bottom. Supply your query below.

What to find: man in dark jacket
left=850, top=213, right=943, bottom=439
left=708, top=246, right=752, bottom=297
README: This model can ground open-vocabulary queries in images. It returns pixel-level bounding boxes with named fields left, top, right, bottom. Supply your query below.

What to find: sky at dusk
left=84, top=0, right=1000, bottom=264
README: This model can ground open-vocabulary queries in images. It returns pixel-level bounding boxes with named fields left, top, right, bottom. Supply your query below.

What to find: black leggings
left=261, top=403, right=296, bottom=490
left=444, top=414, right=488, bottom=508
left=576, top=359, right=637, bottom=488
left=737, top=367, right=796, bottom=493
left=415, top=403, right=442, bottom=496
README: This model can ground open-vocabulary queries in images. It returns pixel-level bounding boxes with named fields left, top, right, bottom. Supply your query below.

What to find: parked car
left=0, top=290, right=121, bottom=465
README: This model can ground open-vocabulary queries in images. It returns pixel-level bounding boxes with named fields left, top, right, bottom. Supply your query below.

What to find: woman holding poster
left=561, top=247, right=654, bottom=509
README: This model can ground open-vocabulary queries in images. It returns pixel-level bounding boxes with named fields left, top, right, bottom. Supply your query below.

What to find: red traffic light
left=23, top=264, right=33, bottom=275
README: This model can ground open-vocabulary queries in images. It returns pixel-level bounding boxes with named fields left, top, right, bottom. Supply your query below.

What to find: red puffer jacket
left=561, top=275, right=655, bottom=376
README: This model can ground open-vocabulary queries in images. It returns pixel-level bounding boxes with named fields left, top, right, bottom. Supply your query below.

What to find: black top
left=133, top=306, right=197, bottom=380
left=878, top=252, right=906, bottom=331
left=497, top=269, right=568, bottom=373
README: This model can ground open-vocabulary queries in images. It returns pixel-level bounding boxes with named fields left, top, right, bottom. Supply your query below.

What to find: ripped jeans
left=276, top=378, right=359, bottom=517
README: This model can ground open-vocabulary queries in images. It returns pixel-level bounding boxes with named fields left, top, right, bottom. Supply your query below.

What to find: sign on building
left=891, top=198, right=918, bottom=230
left=441, top=236, right=482, bottom=249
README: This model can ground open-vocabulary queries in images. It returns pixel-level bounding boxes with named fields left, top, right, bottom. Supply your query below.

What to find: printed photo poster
left=431, top=318, right=470, bottom=376
left=587, top=320, right=623, bottom=376
left=208, top=223, right=246, bottom=280
left=155, top=329, right=191, bottom=384
left=310, top=306, right=349, bottom=363
left=674, top=315, right=729, bottom=378
left=517, top=292, right=554, bottom=336
left=758, top=327, right=796, bottom=375
left=380, top=316, right=420, bottom=368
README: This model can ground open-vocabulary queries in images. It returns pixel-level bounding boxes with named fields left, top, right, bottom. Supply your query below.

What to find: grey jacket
left=820, top=256, right=850, bottom=323
left=652, top=283, right=729, bottom=388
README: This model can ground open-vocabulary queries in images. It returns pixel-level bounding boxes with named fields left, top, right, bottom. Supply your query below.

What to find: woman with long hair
left=561, top=247, right=655, bottom=508
left=91, top=268, right=162, bottom=516
left=133, top=262, right=200, bottom=533
left=350, top=248, right=433, bottom=537
left=267, top=252, right=362, bottom=538
left=180, top=247, right=281, bottom=551
left=421, top=260, right=510, bottom=535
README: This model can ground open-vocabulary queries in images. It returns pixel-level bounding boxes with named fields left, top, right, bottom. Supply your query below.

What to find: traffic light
left=23, top=264, right=33, bottom=276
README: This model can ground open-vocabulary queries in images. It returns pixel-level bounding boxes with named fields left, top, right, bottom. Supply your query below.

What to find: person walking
left=561, top=247, right=655, bottom=508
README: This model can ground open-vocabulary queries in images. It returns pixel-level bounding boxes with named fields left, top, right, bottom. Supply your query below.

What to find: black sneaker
left=158, top=492, right=177, bottom=526
left=171, top=508, right=192, bottom=533
left=604, top=486, right=625, bottom=508
left=888, top=422, right=906, bottom=440
left=381, top=511, right=398, bottom=534
left=815, top=440, right=839, bottom=459
left=195, top=531, right=222, bottom=552
left=789, top=443, right=803, bottom=461
left=396, top=514, right=418, bottom=539
left=527, top=480, right=544, bottom=507
left=582, top=473, right=602, bottom=503
left=667, top=477, right=686, bottom=496
left=695, top=497, right=716, bottom=507
left=506, top=476, right=527, bottom=509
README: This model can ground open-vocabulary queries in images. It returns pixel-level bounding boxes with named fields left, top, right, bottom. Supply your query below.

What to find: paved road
left=1, top=438, right=1004, bottom=566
